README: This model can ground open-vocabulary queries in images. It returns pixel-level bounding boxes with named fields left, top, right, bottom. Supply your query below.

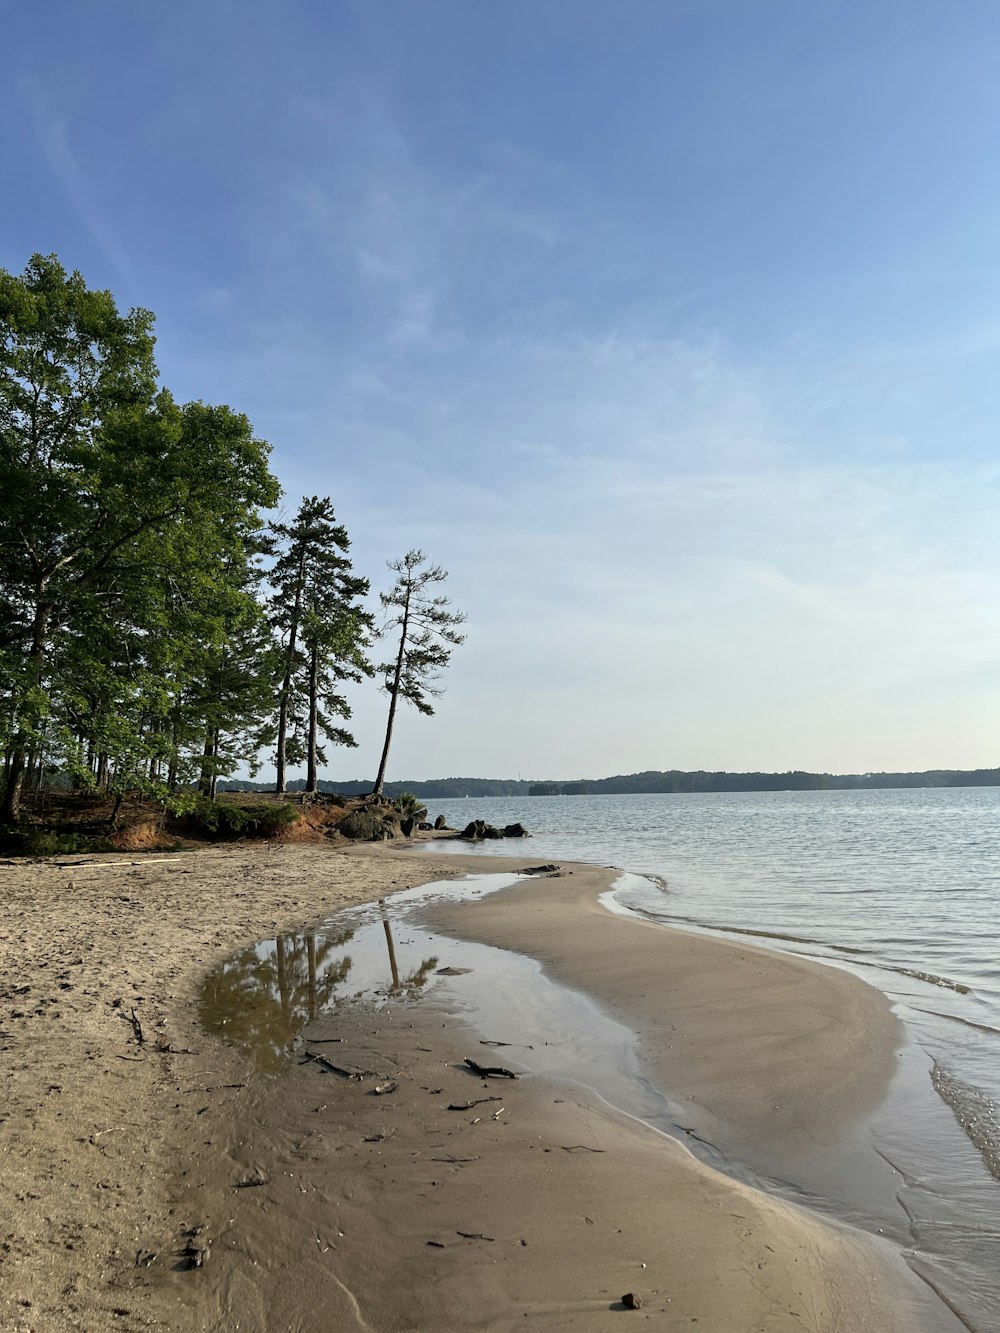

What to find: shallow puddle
left=198, top=872, right=675, bottom=1121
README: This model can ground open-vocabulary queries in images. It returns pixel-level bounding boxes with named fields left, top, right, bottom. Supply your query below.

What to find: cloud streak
left=18, top=74, right=136, bottom=289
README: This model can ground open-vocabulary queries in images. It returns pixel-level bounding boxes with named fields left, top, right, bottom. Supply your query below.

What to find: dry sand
left=0, top=841, right=961, bottom=1331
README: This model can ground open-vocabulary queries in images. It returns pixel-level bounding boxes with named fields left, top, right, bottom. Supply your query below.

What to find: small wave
left=910, top=1006, right=1000, bottom=1036
left=883, top=964, right=971, bottom=994
left=621, top=907, right=838, bottom=953
left=931, top=1063, right=1000, bottom=1183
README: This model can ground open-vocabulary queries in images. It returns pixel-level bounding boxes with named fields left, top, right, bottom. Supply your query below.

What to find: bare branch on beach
left=463, top=1057, right=517, bottom=1079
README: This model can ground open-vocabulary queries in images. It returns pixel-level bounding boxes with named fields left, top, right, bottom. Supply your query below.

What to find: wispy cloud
left=18, top=73, right=135, bottom=288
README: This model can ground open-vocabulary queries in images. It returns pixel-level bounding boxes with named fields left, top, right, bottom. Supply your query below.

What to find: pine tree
left=268, top=498, right=372, bottom=793
left=371, top=550, right=466, bottom=798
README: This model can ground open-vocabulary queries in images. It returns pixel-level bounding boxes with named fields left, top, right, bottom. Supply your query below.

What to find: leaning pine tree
left=370, top=550, right=466, bottom=799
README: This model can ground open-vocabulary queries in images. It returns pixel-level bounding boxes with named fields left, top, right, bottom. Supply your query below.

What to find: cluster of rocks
left=336, top=803, right=531, bottom=844
left=458, top=820, right=530, bottom=841
left=337, top=807, right=450, bottom=842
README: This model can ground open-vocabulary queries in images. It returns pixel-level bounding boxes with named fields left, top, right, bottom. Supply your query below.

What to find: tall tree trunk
left=96, top=753, right=110, bottom=790
left=209, top=729, right=220, bottom=801
left=0, top=746, right=28, bottom=825
left=371, top=591, right=410, bottom=797
left=167, top=708, right=180, bottom=790
left=306, top=635, right=319, bottom=793
left=275, top=554, right=306, bottom=795
left=198, top=727, right=215, bottom=796
left=0, top=601, right=52, bottom=824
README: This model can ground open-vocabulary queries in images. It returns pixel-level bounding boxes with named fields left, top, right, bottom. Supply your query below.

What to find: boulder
left=434, top=814, right=448, bottom=830
left=459, top=819, right=531, bottom=841
left=339, top=809, right=398, bottom=841
left=399, top=817, right=414, bottom=838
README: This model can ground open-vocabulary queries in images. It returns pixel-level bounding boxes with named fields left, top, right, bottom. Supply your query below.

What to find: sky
left=4, top=1, right=1000, bottom=780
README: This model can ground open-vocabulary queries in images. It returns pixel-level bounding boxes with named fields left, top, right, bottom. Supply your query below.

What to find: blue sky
left=5, top=1, right=1000, bottom=778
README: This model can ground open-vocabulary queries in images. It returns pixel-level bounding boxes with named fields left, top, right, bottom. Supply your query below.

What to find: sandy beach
left=0, top=841, right=961, bottom=1331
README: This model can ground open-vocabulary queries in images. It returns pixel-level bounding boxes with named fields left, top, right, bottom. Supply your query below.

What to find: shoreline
left=421, top=868, right=908, bottom=1214
left=0, top=841, right=963, bottom=1330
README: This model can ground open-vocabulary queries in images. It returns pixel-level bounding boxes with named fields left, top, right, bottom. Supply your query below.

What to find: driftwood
left=448, top=1096, right=504, bottom=1110
left=463, top=1057, right=517, bottom=1080
left=54, top=858, right=185, bottom=870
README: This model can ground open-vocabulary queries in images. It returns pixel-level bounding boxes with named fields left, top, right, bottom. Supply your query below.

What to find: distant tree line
left=0, top=255, right=464, bottom=824
left=219, top=767, right=1000, bottom=799
left=527, top=768, right=1000, bottom=795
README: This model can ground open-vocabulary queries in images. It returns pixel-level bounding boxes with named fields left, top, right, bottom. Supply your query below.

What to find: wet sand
left=422, top=870, right=911, bottom=1213
left=0, top=842, right=962, bottom=1331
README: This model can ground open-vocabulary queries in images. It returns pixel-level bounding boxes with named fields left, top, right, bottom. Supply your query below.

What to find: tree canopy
left=0, top=256, right=467, bottom=823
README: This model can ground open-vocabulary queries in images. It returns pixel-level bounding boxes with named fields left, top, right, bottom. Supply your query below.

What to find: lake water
left=423, top=787, right=1000, bottom=1328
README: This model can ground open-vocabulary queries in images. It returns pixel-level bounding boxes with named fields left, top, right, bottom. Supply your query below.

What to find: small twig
left=90, top=1124, right=136, bottom=1141
left=182, top=1083, right=246, bottom=1092
left=447, top=1096, right=504, bottom=1110
left=457, top=1231, right=495, bottom=1241
left=561, top=1145, right=605, bottom=1153
left=301, top=1050, right=375, bottom=1079
left=127, top=1008, right=144, bottom=1045
left=430, top=1154, right=481, bottom=1163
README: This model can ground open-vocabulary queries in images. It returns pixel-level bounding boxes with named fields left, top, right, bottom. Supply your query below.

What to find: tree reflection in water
left=199, top=914, right=440, bottom=1072
left=199, top=925, right=355, bottom=1072
left=380, top=900, right=439, bottom=999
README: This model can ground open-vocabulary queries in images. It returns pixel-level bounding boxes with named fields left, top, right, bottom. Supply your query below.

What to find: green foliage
left=0, top=255, right=460, bottom=820
left=0, top=254, right=283, bottom=820
left=182, top=796, right=301, bottom=840
left=393, top=791, right=428, bottom=820
left=0, top=826, right=116, bottom=856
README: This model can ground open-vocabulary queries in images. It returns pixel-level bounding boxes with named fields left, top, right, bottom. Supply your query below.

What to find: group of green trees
left=0, top=255, right=465, bottom=824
